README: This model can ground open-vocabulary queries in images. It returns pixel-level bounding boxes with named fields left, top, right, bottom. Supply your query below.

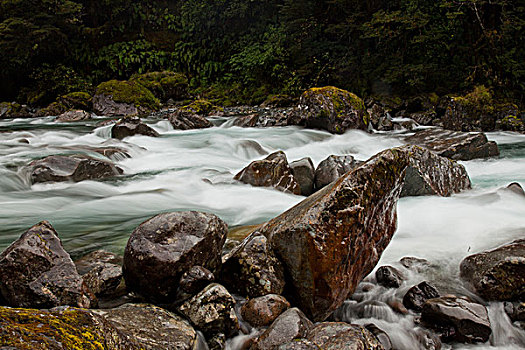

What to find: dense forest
left=1, top=0, right=524, bottom=106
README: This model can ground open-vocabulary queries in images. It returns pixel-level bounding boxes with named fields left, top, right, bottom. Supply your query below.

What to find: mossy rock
left=130, top=71, right=188, bottom=102
left=58, top=92, right=93, bottom=111
left=0, top=102, right=32, bottom=119
left=293, top=86, right=368, bottom=134
left=180, top=99, right=222, bottom=116
left=444, top=86, right=496, bottom=131
left=0, top=306, right=135, bottom=349
left=96, top=80, right=160, bottom=112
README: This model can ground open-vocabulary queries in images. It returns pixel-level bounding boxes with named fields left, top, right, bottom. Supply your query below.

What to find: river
left=0, top=114, right=524, bottom=349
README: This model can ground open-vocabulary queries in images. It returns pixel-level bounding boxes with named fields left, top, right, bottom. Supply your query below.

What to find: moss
left=96, top=80, right=160, bottom=111
left=58, top=92, right=92, bottom=111
left=0, top=306, right=109, bottom=349
left=180, top=99, right=222, bottom=115
left=130, top=71, right=188, bottom=101
left=455, top=85, right=494, bottom=114
left=308, top=86, right=365, bottom=112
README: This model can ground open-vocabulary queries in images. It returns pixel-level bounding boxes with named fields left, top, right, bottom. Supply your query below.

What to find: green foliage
left=96, top=80, right=160, bottom=110
left=130, top=71, right=188, bottom=101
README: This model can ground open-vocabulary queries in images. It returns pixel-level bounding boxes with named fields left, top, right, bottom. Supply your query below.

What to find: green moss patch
left=96, top=80, right=160, bottom=111
left=180, top=99, right=222, bottom=115
left=130, top=71, right=188, bottom=101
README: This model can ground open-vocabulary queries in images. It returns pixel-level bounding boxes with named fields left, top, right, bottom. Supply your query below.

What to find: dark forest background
left=1, top=0, right=524, bottom=106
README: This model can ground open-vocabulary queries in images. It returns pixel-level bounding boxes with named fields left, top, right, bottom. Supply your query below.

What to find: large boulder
left=178, top=283, right=239, bottom=337
left=252, top=308, right=313, bottom=350
left=221, top=234, right=286, bottom=298
left=241, top=294, right=291, bottom=328
left=459, top=239, right=525, bottom=301
left=111, top=116, right=160, bottom=139
left=405, top=128, right=499, bottom=161
left=0, top=221, right=95, bottom=309
left=253, top=147, right=410, bottom=321
left=168, top=110, right=213, bottom=130
left=0, top=305, right=135, bottom=349
left=292, top=86, right=368, bottom=134
left=234, top=151, right=302, bottom=195
left=290, top=157, right=315, bottom=196
left=314, top=155, right=362, bottom=190
left=421, top=296, right=491, bottom=343
left=23, top=154, right=123, bottom=184
left=94, top=80, right=160, bottom=117
left=400, top=145, right=471, bottom=197
left=95, top=303, right=198, bottom=350
left=123, top=211, right=228, bottom=303
left=307, top=323, right=384, bottom=349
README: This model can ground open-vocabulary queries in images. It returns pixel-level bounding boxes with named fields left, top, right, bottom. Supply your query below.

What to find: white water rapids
left=0, top=115, right=524, bottom=349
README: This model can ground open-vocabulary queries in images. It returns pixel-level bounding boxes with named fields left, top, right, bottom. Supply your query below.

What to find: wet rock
left=178, top=283, right=239, bottom=337
left=400, top=145, right=471, bottom=197
left=388, top=299, right=409, bottom=315
left=314, top=154, right=362, bottom=190
left=504, top=302, right=525, bottom=322
left=405, top=128, right=499, bottom=161
left=208, top=333, right=226, bottom=350
left=111, top=116, right=160, bottom=139
left=221, top=234, right=286, bottom=298
left=93, top=93, right=139, bottom=117
left=95, top=303, right=198, bottom=350
left=368, top=104, right=393, bottom=131
left=459, top=239, right=525, bottom=301
left=222, top=238, right=241, bottom=256
left=178, top=266, right=215, bottom=297
left=0, top=102, right=32, bottom=119
left=252, top=308, right=313, bottom=350
left=290, top=157, right=315, bottom=196
left=277, top=339, right=320, bottom=349
left=421, top=296, right=491, bottom=343
left=399, top=256, right=431, bottom=272
left=168, top=110, right=213, bottom=130
left=365, top=324, right=393, bottom=350
left=234, top=151, right=302, bottom=195
left=74, top=250, right=123, bottom=275
left=414, top=328, right=442, bottom=350
left=506, top=182, right=525, bottom=197
left=375, top=265, right=405, bottom=288
left=292, top=86, right=368, bottom=134
left=307, top=322, right=384, bottom=349
left=0, top=221, right=95, bottom=308
left=82, top=263, right=123, bottom=298
left=255, top=147, right=410, bottom=321
left=241, top=294, right=291, bottom=328
left=56, top=110, right=91, bottom=122
left=123, top=211, right=228, bottom=303
left=24, top=154, right=123, bottom=184
left=403, top=281, right=440, bottom=312
left=0, top=305, right=135, bottom=349
left=233, top=110, right=290, bottom=127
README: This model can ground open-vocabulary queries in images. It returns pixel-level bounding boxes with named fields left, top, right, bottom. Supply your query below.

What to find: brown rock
left=307, top=322, right=384, bottom=349
left=0, top=221, right=96, bottom=309
left=178, top=266, right=215, bottom=296
left=314, top=155, right=362, bottom=190
left=403, top=281, right=440, bottom=312
left=375, top=265, right=405, bottom=288
left=405, top=128, right=499, bottom=161
left=74, top=250, right=122, bottom=275
left=460, top=239, right=525, bottom=301
left=241, top=294, right=291, bottom=328
left=234, top=151, right=302, bottom=195
left=123, top=211, right=228, bottom=303
left=255, top=147, right=410, bottom=321
left=111, top=116, right=159, bottom=139
left=23, top=154, right=123, bottom=184
left=168, top=110, right=212, bottom=130
left=56, top=110, right=91, bottom=122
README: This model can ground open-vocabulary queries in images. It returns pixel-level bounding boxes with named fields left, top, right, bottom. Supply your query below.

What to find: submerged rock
left=400, top=145, right=471, bottom=197
left=405, top=128, right=499, bottom=161
left=421, top=296, right=491, bottom=343
left=314, top=154, right=361, bottom=190
left=24, top=154, right=123, bottom=184
left=292, top=86, right=368, bottom=134
left=221, top=234, right=286, bottom=298
left=123, top=211, right=228, bottom=303
left=290, top=157, right=315, bottom=196
left=506, top=182, right=525, bottom=197
left=0, top=221, right=95, bottom=309
left=178, top=283, right=238, bottom=337
left=241, top=294, right=291, bottom=328
left=111, top=116, right=160, bottom=139
left=253, top=147, right=410, bottom=321
left=375, top=265, right=405, bottom=288
left=307, top=322, right=384, bottom=349
left=168, top=110, right=212, bottom=130
left=403, top=281, right=440, bottom=312
left=0, top=305, right=134, bottom=349
left=459, top=239, right=525, bottom=301
left=95, top=303, right=198, bottom=350
left=252, top=308, right=313, bottom=350
left=234, top=151, right=302, bottom=195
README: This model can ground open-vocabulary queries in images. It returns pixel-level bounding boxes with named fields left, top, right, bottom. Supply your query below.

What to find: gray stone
left=290, top=157, right=315, bottom=196
left=314, top=154, right=361, bottom=190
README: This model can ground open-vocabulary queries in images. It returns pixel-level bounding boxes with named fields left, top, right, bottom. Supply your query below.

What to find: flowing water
left=1, top=115, right=524, bottom=349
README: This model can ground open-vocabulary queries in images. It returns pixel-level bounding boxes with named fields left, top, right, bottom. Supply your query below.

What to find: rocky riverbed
left=0, top=91, right=524, bottom=349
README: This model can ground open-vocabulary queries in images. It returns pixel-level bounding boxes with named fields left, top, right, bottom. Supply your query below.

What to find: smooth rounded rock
left=290, top=157, right=315, bottom=196
left=123, top=211, right=228, bottom=303
left=241, top=294, right=290, bottom=328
